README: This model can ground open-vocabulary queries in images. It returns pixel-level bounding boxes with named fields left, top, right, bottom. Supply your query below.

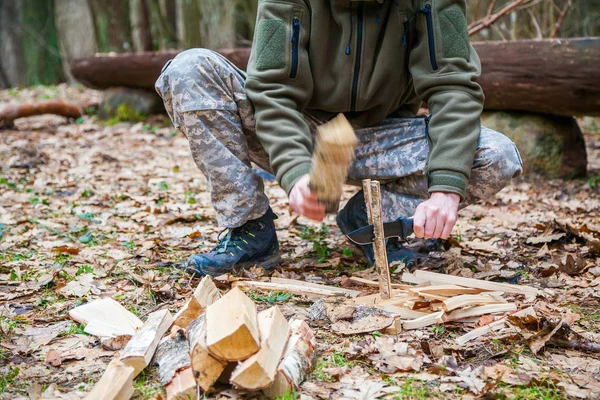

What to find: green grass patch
left=247, top=291, right=293, bottom=304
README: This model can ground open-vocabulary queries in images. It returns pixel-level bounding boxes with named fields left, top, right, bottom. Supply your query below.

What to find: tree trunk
left=0, top=0, right=25, bottom=88
left=21, top=0, right=64, bottom=85
left=176, top=0, right=202, bottom=49
left=88, top=0, right=132, bottom=53
left=130, top=0, right=153, bottom=52
left=199, top=0, right=236, bottom=49
left=55, top=0, right=98, bottom=83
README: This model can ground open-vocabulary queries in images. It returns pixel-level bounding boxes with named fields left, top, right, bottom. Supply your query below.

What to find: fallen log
left=154, top=328, right=190, bottom=386
left=71, top=39, right=600, bottom=117
left=1, top=100, right=84, bottom=128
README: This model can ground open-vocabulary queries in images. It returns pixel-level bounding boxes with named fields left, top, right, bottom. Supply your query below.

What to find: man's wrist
left=429, top=191, right=461, bottom=206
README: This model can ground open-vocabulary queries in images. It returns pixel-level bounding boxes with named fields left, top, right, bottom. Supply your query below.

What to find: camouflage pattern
left=156, top=49, right=523, bottom=227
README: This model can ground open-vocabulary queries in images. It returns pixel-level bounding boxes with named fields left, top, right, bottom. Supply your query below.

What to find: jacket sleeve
left=245, top=0, right=313, bottom=194
left=409, top=0, right=484, bottom=199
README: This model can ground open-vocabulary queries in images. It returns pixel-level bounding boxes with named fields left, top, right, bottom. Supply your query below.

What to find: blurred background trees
left=0, top=0, right=598, bottom=88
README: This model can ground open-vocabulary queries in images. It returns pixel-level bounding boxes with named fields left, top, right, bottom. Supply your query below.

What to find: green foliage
left=248, top=291, right=293, bottom=304
left=390, top=378, right=432, bottom=400
left=298, top=224, right=331, bottom=262
left=75, top=265, right=94, bottom=276
left=0, top=367, right=20, bottom=394
left=157, top=181, right=169, bottom=191
left=341, top=248, right=354, bottom=257
left=106, top=104, right=147, bottom=126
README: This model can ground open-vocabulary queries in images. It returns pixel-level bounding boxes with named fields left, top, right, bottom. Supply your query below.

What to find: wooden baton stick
left=362, top=179, right=392, bottom=299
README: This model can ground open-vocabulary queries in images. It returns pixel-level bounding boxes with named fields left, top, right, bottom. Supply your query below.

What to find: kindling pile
left=77, top=278, right=316, bottom=400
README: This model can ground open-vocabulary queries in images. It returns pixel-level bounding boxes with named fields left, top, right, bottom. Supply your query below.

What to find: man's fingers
left=413, top=206, right=426, bottom=238
left=424, top=207, right=439, bottom=238
left=441, top=215, right=456, bottom=239
left=432, top=212, right=446, bottom=238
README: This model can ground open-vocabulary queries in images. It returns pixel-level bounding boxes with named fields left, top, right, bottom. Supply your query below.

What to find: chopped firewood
left=442, top=294, right=504, bottom=312
left=262, top=320, right=316, bottom=398
left=351, top=290, right=407, bottom=306
left=154, top=328, right=190, bottom=386
left=69, top=298, right=143, bottom=337
left=172, top=276, right=221, bottom=328
left=413, top=270, right=539, bottom=296
left=165, top=367, right=197, bottom=400
left=408, top=285, right=485, bottom=297
left=363, top=179, right=392, bottom=299
left=443, top=303, right=517, bottom=323
left=0, top=100, right=83, bottom=128
left=233, top=279, right=359, bottom=298
left=402, top=311, right=445, bottom=330
left=119, top=309, right=173, bottom=377
left=206, top=287, right=260, bottom=361
left=380, top=304, right=432, bottom=319
left=187, top=315, right=226, bottom=392
left=348, top=276, right=414, bottom=290
left=270, top=277, right=361, bottom=297
left=309, top=113, right=357, bottom=213
left=417, top=292, right=450, bottom=302
left=455, top=319, right=508, bottom=345
left=383, top=317, right=403, bottom=335
left=230, top=306, right=291, bottom=390
left=405, top=299, right=432, bottom=310
left=84, top=359, right=135, bottom=400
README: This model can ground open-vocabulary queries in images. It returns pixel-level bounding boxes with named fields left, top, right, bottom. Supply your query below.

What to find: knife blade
left=346, top=217, right=414, bottom=245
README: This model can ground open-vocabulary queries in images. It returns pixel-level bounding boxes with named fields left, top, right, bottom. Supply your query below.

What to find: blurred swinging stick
left=309, top=114, right=358, bottom=213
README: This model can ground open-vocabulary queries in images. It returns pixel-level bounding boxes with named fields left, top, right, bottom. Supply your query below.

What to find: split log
left=408, top=285, right=485, bottom=297
left=230, top=306, right=290, bottom=390
left=84, top=359, right=135, bottom=400
left=309, top=114, right=357, bottom=213
left=442, top=303, right=517, bottom=323
left=262, top=320, right=316, bottom=398
left=233, top=279, right=360, bottom=298
left=165, top=367, right=197, bottom=400
left=69, top=298, right=143, bottom=337
left=402, top=311, right=444, bottom=330
left=187, top=315, right=226, bottom=392
left=119, top=309, right=173, bottom=376
left=154, top=328, right=190, bottom=386
left=205, top=287, right=260, bottom=361
left=442, top=294, right=504, bottom=312
left=413, top=271, right=539, bottom=297
left=173, top=276, right=221, bottom=328
left=1, top=101, right=83, bottom=128
left=72, top=39, right=600, bottom=117
left=348, top=276, right=414, bottom=290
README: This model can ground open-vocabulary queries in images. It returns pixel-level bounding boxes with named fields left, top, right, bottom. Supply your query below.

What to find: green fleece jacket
left=245, top=0, right=484, bottom=199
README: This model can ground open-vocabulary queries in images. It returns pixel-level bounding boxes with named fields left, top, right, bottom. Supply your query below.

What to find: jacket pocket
left=420, top=3, right=439, bottom=71
left=290, top=16, right=300, bottom=78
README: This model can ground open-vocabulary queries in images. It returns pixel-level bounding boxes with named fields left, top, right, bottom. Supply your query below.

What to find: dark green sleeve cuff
left=280, top=163, right=312, bottom=195
left=427, top=170, right=468, bottom=200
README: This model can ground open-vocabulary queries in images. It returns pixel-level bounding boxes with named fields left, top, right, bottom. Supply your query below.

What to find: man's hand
left=289, top=174, right=326, bottom=222
left=413, top=192, right=460, bottom=239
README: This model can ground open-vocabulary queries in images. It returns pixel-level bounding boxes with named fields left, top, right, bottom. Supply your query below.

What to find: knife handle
left=404, top=218, right=414, bottom=237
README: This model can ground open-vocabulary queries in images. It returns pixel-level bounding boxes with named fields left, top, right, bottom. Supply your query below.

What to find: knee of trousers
left=154, top=49, right=238, bottom=118
left=471, top=128, right=524, bottom=199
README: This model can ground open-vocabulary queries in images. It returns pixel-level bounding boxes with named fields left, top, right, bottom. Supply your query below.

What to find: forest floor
left=1, top=85, right=599, bottom=400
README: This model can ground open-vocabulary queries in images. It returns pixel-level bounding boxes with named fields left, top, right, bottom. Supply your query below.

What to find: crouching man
left=155, top=0, right=523, bottom=276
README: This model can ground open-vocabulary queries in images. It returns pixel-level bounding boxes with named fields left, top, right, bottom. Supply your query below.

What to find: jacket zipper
left=350, top=4, right=364, bottom=112
left=290, top=17, right=300, bottom=79
left=420, top=4, right=438, bottom=71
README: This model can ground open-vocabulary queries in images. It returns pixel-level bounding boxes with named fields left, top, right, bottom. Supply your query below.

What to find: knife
left=346, top=217, right=414, bottom=245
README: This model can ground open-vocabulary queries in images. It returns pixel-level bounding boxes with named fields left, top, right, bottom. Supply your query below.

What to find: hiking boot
left=337, top=190, right=417, bottom=268
left=183, top=207, right=281, bottom=277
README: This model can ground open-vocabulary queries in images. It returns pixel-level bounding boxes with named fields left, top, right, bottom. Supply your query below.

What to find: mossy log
left=481, top=111, right=587, bottom=178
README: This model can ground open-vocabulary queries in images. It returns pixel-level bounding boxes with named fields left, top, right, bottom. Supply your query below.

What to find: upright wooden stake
left=363, top=179, right=392, bottom=299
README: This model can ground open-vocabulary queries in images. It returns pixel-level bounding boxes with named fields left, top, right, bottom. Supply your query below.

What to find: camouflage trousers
left=156, top=49, right=523, bottom=228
